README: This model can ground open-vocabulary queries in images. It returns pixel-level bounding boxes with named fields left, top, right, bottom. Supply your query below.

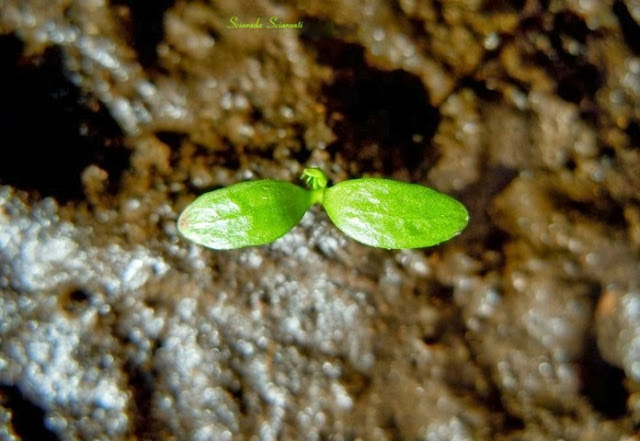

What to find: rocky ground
left=1, top=0, right=639, bottom=440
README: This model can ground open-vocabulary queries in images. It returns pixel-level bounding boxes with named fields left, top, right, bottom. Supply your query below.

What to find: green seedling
left=178, top=168, right=469, bottom=250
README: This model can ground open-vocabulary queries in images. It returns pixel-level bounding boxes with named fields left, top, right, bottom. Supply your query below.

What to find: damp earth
left=1, top=1, right=639, bottom=440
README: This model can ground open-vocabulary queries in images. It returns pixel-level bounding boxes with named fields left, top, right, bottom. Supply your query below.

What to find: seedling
left=178, top=168, right=468, bottom=250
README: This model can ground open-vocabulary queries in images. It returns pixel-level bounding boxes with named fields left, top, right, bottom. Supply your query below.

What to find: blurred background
left=0, top=0, right=639, bottom=439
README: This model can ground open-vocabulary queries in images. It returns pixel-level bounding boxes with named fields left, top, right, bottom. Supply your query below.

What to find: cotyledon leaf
left=322, top=178, right=469, bottom=249
left=178, top=180, right=312, bottom=249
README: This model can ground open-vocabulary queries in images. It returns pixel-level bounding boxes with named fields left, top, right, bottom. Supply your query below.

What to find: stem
left=309, top=187, right=325, bottom=205
left=301, top=168, right=329, bottom=204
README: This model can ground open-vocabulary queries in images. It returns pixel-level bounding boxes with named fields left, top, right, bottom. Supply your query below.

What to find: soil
left=0, top=1, right=639, bottom=440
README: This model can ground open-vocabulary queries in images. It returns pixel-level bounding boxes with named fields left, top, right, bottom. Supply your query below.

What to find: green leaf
left=300, top=167, right=328, bottom=191
left=178, top=180, right=312, bottom=249
left=323, top=178, right=469, bottom=249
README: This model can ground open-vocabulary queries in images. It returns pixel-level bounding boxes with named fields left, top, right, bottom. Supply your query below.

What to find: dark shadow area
left=481, top=0, right=528, bottom=12
left=58, top=286, right=91, bottom=314
left=0, top=384, right=61, bottom=441
left=613, top=0, right=640, bottom=55
left=547, top=11, right=603, bottom=104
left=460, top=165, right=519, bottom=258
left=0, top=35, right=130, bottom=203
left=125, top=359, right=160, bottom=440
left=627, top=120, right=640, bottom=150
left=300, top=32, right=440, bottom=176
left=110, top=0, right=175, bottom=68
left=579, top=335, right=628, bottom=418
left=514, top=9, right=603, bottom=106
left=549, top=188, right=627, bottom=230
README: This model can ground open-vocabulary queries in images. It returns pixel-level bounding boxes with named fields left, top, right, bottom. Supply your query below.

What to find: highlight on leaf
left=323, top=178, right=469, bottom=249
left=178, top=180, right=312, bottom=250
left=177, top=168, right=469, bottom=250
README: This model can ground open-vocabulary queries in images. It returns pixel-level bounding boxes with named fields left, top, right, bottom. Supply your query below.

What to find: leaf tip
left=177, top=208, right=191, bottom=234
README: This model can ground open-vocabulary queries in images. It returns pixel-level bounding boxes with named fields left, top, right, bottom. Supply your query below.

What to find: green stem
left=310, top=187, right=325, bottom=205
left=301, top=168, right=328, bottom=205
